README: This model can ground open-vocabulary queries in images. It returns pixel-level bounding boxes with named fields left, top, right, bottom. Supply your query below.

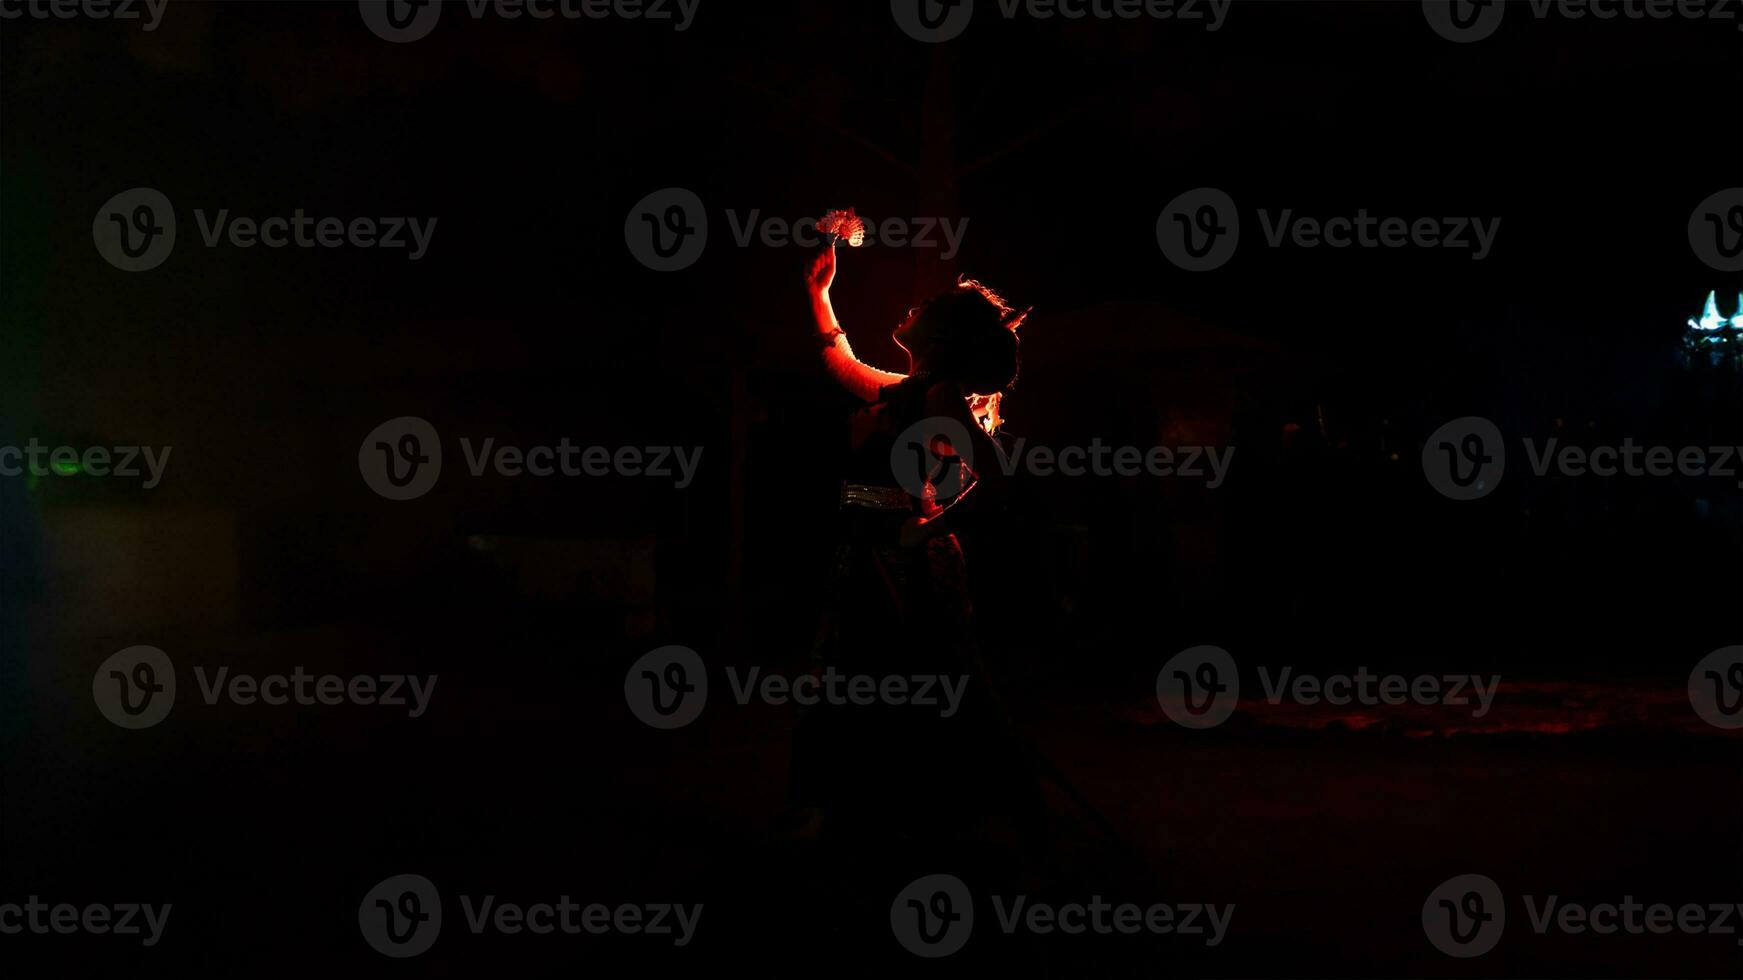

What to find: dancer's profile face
left=892, top=306, right=932, bottom=354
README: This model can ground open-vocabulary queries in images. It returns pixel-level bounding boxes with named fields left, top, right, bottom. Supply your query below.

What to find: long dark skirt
left=791, top=507, right=1035, bottom=839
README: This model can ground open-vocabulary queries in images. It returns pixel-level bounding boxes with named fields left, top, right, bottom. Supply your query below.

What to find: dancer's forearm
left=812, top=288, right=905, bottom=402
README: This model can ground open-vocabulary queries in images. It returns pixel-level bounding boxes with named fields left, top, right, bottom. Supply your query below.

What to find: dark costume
left=791, top=375, right=1026, bottom=839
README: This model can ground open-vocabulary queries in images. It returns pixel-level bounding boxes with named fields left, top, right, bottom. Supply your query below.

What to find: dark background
left=1, top=1, right=1740, bottom=975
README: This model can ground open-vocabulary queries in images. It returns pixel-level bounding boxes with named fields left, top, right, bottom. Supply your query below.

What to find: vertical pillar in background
left=916, top=45, right=961, bottom=301
left=726, top=366, right=749, bottom=654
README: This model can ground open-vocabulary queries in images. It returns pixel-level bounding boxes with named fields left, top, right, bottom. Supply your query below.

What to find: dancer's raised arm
left=806, top=244, right=906, bottom=403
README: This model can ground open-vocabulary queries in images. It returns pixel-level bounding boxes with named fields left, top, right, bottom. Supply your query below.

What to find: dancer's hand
left=899, top=515, right=932, bottom=548
left=806, top=244, right=836, bottom=295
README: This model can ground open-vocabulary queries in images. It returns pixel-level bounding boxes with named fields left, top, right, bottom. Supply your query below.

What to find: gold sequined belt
left=839, top=482, right=912, bottom=511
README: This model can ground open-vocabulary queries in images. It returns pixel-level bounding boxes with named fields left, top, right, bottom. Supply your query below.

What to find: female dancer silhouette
left=792, top=227, right=1032, bottom=850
